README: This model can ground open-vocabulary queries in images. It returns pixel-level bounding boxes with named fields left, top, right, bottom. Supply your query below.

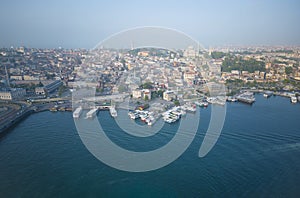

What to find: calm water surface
left=0, top=94, right=300, bottom=197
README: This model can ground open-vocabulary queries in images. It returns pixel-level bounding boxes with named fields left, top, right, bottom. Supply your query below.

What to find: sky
left=0, top=0, right=299, bottom=49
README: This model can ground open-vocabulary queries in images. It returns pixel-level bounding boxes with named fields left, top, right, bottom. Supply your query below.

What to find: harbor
left=1, top=90, right=300, bottom=137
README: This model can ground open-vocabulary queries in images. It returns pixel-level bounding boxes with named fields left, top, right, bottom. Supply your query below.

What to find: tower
left=5, top=64, right=10, bottom=88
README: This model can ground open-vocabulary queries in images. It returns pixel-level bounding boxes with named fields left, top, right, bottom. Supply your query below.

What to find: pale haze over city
left=0, top=0, right=300, bottom=48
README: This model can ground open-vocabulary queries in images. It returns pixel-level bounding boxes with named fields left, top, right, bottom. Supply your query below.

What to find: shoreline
left=1, top=93, right=299, bottom=138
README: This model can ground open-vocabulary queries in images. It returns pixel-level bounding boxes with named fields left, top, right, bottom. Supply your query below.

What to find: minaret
left=5, top=64, right=10, bottom=88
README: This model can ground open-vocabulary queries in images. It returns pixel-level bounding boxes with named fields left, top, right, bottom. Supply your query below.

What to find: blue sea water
left=0, top=94, right=300, bottom=197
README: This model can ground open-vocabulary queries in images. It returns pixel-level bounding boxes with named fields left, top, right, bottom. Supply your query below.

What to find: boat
left=109, top=106, right=117, bottom=117
left=227, top=96, right=237, bottom=102
left=291, top=96, right=297, bottom=104
left=86, top=108, right=98, bottom=118
left=49, top=107, right=58, bottom=112
left=73, top=106, right=82, bottom=118
left=298, top=96, right=300, bottom=102
left=195, top=101, right=209, bottom=107
left=263, top=91, right=273, bottom=98
left=58, top=107, right=66, bottom=111
left=128, top=111, right=139, bottom=119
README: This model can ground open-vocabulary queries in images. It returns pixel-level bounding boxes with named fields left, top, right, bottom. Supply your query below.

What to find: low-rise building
left=163, top=90, right=176, bottom=101
left=35, top=80, right=63, bottom=95
left=0, top=88, right=26, bottom=100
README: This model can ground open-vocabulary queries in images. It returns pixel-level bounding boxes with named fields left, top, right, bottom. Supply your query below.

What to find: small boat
left=263, top=91, right=273, bottom=98
left=59, top=107, right=66, bottom=111
left=50, top=107, right=58, bottom=112
left=291, top=96, right=297, bottom=104
left=227, top=96, right=237, bottom=102
left=128, top=111, right=139, bottom=119
left=109, top=106, right=117, bottom=117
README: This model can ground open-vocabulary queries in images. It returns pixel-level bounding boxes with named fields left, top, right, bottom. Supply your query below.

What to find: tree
left=211, top=51, right=227, bottom=59
left=144, top=95, right=149, bottom=101
left=222, top=56, right=266, bottom=73
left=174, top=100, right=180, bottom=106
left=285, top=67, right=293, bottom=75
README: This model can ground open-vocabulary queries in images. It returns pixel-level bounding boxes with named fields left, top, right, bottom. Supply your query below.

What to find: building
left=35, top=80, right=63, bottom=95
left=183, top=46, right=197, bottom=58
left=163, top=90, right=176, bottom=101
left=132, top=90, right=142, bottom=99
left=132, top=89, right=151, bottom=100
left=142, top=89, right=151, bottom=100
left=35, top=87, right=46, bottom=95
left=0, top=88, right=26, bottom=100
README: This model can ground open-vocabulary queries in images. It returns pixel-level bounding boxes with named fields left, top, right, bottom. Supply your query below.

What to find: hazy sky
left=0, top=0, right=299, bottom=49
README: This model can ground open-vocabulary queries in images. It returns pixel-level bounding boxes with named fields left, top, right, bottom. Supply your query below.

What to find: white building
left=132, top=90, right=142, bottom=99
left=163, top=90, right=176, bottom=101
left=132, top=89, right=151, bottom=100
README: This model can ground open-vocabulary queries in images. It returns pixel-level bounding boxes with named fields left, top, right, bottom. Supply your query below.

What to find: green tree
left=174, top=100, right=180, bottom=106
left=144, top=95, right=149, bottom=101
left=285, top=67, right=293, bottom=75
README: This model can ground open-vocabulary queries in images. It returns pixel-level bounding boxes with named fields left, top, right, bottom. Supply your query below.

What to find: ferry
left=86, top=108, right=98, bottom=119
left=236, top=92, right=255, bottom=104
left=291, top=96, right=297, bottom=104
left=73, top=106, right=82, bottom=118
left=109, top=106, right=117, bottom=118
left=263, top=91, right=273, bottom=98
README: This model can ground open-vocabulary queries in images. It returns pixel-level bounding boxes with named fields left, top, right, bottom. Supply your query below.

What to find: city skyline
left=0, top=0, right=300, bottom=49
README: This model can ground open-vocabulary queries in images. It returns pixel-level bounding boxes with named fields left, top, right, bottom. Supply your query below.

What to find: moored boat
left=73, top=106, right=82, bottom=118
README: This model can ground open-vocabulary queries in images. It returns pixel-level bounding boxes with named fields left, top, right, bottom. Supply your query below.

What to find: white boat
left=86, top=108, right=98, bottom=118
left=298, top=96, right=300, bottom=102
left=128, top=111, right=139, bottom=119
left=109, top=106, right=117, bottom=117
left=227, top=96, right=237, bottom=102
left=291, top=96, right=297, bottom=104
left=263, top=91, right=273, bottom=98
left=73, top=106, right=82, bottom=118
